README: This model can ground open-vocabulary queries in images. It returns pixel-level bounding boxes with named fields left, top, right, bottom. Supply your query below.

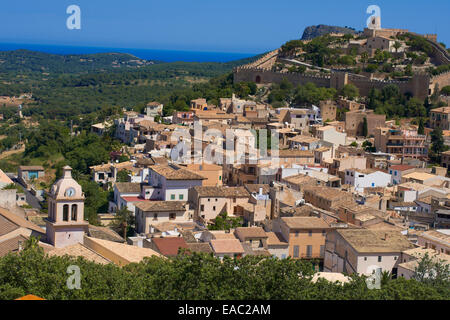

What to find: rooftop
left=192, top=186, right=250, bottom=198
left=210, top=239, right=245, bottom=254
left=337, top=229, right=415, bottom=253
left=150, top=165, right=205, bottom=180
left=151, top=237, right=188, bottom=256
left=234, top=227, right=267, bottom=241
left=115, top=182, right=141, bottom=194
left=281, top=217, right=330, bottom=229
left=47, top=243, right=111, bottom=264
left=135, top=201, right=188, bottom=212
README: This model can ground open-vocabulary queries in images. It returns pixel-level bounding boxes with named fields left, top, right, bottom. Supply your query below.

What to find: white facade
left=345, top=169, right=391, bottom=193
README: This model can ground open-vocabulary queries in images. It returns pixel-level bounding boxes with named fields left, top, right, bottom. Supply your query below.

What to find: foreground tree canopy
left=0, top=247, right=448, bottom=300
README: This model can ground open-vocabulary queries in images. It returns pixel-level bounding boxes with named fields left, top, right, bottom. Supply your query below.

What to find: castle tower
left=46, top=166, right=88, bottom=248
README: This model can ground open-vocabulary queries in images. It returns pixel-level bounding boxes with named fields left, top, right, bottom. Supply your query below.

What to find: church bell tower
left=46, top=166, right=88, bottom=248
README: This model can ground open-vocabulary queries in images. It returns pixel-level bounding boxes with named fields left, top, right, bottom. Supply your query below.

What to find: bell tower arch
left=46, top=166, right=88, bottom=248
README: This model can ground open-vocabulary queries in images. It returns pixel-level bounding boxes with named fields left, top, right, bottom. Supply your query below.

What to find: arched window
left=71, top=204, right=78, bottom=221
left=63, top=204, right=69, bottom=221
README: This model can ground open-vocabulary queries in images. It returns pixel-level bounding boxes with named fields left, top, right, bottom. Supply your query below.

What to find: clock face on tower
left=65, top=187, right=76, bottom=197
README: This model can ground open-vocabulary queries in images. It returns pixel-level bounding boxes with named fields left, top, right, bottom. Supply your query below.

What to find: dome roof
left=51, top=166, right=83, bottom=199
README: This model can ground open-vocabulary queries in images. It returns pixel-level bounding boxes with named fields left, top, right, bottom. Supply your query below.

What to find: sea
left=0, top=42, right=255, bottom=63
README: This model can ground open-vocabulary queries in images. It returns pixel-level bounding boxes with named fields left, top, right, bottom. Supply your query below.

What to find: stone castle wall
left=234, top=67, right=431, bottom=100
left=430, top=71, right=450, bottom=94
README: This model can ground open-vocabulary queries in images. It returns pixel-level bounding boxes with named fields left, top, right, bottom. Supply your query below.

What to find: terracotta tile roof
left=281, top=217, right=330, bottom=229
left=266, top=232, right=288, bottom=246
left=389, top=165, right=415, bottom=171
left=269, top=150, right=314, bottom=158
left=151, top=237, right=188, bottom=256
left=244, top=184, right=270, bottom=194
left=0, top=214, right=19, bottom=237
left=0, top=169, right=13, bottom=185
left=337, top=229, right=415, bottom=253
left=47, top=243, right=111, bottom=264
left=84, top=236, right=162, bottom=263
left=288, top=135, right=320, bottom=143
left=150, top=165, right=205, bottom=180
left=147, top=101, right=161, bottom=106
left=210, top=239, right=245, bottom=254
left=0, top=207, right=45, bottom=236
left=0, top=235, right=28, bottom=257
left=187, top=242, right=213, bottom=253
left=18, top=166, right=44, bottom=171
left=192, top=186, right=250, bottom=198
left=115, top=182, right=141, bottom=194
left=88, top=225, right=125, bottom=243
left=242, top=243, right=272, bottom=256
left=234, top=227, right=267, bottom=241
left=135, top=201, right=188, bottom=212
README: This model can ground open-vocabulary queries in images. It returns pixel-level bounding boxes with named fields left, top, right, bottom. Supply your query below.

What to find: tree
left=362, top=117, right=368, bottom=137
left=393, top=41, right=402, bottom=53
left=430, top=127, right=445, bottom=163
left=208, top=212, right=243, bottom=231
left=413, top=253, right=450, bottom=286
left=116, top=170, right=130, bottom=183
left=340, top=84, right=359, bottom=100
left=112, top=207, right=135, bottom=239
left=418, top=117, right=425, bottom=135
left=441, top=86, right=450, bottom=96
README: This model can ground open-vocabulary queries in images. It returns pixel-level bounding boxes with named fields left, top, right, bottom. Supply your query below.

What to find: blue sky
left=0, top=0, right=449, bottom=54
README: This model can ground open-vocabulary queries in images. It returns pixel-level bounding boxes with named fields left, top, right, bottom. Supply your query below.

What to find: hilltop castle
left=234, top=27, right=450, bottom=100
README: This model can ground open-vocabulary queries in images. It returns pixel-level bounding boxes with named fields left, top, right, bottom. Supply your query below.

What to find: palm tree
left=113, top=207, right=134, bottom=240
left=361, top=52, right=369, bottom=69
left=393, top=41, right=402, bottom=53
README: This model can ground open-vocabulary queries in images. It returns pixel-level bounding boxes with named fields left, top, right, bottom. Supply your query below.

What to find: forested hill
left=0, top=49, right=160, bottom=74
left=0, top=49, right=261, bottom=75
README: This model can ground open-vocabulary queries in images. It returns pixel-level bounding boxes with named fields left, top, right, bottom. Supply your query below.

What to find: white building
left=147, top=164, right=205, bottom=201
left=344, top=168, right=391, bottom=193
left=324, top=229, right=415, bottom=276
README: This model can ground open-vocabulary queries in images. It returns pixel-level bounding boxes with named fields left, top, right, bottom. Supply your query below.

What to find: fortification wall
left=233, top=68, right=331, bottom=87
left=234, top=69, right=431, bottom=100
left=431, top=71, right=450, bottom=93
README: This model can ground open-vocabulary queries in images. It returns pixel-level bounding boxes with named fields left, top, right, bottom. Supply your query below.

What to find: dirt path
left=0, top=145, right=25, bottom=160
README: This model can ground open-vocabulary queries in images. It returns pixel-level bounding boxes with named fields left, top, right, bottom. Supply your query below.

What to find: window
left=295, top=231, right=299, bottom=237
left=63, top=204, right=69, bottom=221
left=170, top=194, right=175, bottom=200
left=153, top=214, right=158, bottom=221
left=213, top=206, right=216, bottom=211
left=364, top=257, right=367, bottom=261
left=219, top=176, right=222, bottom=180
left=378, top=256, right=382, bottom=262
left=71, top=204, right=77, bottom=221
left=201, top=205, right=204, bottom=211
left=308, top=230, right=312, bottom=237
left=179, top=194, right=184, bottom=200
left=169, top=213, right=176, bottom=220
left=293, top=246, right=299, bottom=258
left=322, top=230, right=326, bottom=236
left=306, top=245, right=313, bottom=258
